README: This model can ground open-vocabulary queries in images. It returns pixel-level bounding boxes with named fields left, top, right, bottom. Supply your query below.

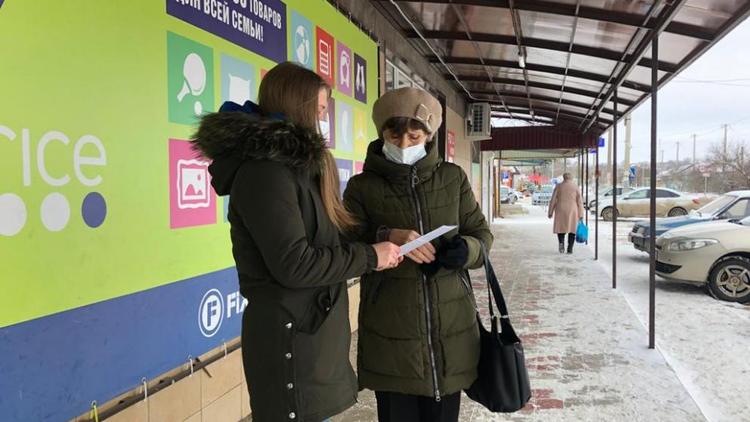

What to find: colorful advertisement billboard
left=0, top=1, right=377, bottom=420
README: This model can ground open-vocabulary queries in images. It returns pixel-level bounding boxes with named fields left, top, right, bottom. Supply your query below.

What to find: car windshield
left=696, top=195, right=736, bottom=216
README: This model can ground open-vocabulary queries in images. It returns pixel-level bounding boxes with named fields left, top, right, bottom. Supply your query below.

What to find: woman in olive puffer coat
left=344, top=87, right=493, bottom=422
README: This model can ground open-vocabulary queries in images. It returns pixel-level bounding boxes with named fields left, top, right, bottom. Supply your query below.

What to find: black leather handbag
left=464, top=244, right=532, bottom=412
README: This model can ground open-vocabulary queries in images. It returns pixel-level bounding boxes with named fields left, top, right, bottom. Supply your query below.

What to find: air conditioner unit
left=466, top=103, right=491, bottom=139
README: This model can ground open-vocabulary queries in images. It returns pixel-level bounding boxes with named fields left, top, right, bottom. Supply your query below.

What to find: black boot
left=557, top=234, right=565, bottom=253
left=567, top=233, right=575, bottom=254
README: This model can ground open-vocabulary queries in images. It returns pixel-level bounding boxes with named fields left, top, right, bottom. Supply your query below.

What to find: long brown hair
left=258, top=62, right=356, bottom=232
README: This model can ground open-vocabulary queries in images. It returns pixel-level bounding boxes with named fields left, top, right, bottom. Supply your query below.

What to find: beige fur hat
left=372, top=87, right=443, bottom=137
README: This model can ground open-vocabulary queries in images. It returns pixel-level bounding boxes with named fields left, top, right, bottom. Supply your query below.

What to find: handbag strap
left=479, top=242, right=511, bottom=321
left=476, top=242, right=521, bottom=342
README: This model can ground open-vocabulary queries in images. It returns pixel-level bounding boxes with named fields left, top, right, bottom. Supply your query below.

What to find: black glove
left=421, top=235, right=469, bottom=276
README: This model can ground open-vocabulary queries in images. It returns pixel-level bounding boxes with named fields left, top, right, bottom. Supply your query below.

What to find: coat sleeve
left=232, top=161, right=375, bottom=289
left=342, top=176, right=378, bottom=244
left=457, top=168, right=494, bottom=269
left=577, top=187, right=584, bottom=219
left=548, top=185, right=559, bottom=218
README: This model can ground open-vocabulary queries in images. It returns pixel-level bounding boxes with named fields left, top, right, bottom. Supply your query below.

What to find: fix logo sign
left=0, top=124, right=108, bottom=237
left=199, top=288, right=247, bottom=338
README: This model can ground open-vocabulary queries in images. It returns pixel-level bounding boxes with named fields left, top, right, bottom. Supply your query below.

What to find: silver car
left=588, top=186, right=634, bottom=210
left=500, top=186, right=516, bottom=204
left=655, top=216, right=750, bottom=303
left=532, top=184, right=554, bottom=206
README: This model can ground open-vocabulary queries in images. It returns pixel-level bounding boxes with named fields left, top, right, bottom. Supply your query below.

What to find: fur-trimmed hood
left=192, top=109, right=326, bottom=195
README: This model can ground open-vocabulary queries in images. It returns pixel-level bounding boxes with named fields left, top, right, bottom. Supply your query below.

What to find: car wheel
left=668, top=207, right=687, bottom=217
left=707, top=256, right=750, bottom=304
left=601, top=207, right=617, bottom=221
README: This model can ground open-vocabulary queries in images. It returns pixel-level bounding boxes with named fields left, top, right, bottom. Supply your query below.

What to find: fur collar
left=192, top=111, right=326, bottom=171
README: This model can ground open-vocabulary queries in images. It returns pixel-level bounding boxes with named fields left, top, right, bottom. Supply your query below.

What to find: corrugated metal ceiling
left=372, top=0, right=750, bottom=136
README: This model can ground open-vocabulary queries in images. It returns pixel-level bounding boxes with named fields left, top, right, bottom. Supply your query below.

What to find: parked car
left=598, top=187, right=706, bottom=221
left=509, top=187, right=523, bottom=201
left=500, top=186, right=516, bottom=204
left=655, top=215, right=750, bottom=303
left=532, top=184, right=554, bottom=206
left=523, top=183, right=537, bottom=195
left=588, top=186, right=634, bottom=210
left=629, top=191, right=750, bottom=252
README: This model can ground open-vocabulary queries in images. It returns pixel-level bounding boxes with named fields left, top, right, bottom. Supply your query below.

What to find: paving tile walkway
left=336, top=209, right=708, bottom=422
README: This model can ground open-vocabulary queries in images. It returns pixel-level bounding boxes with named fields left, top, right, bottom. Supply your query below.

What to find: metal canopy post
left=649, top=37, right=659, bottom=350
left=585, top=147, right=590, bottom=243
left=581, top=149, right=585, bottom=187
left=595, top=146, right=599, bottom=260
left=612, top=89, right=618, bottom=290
left=497, top=151, right=503, bottom=218
left=581, top=149, right=584, bottom=189
left=581, top=149, right=585, bottom=189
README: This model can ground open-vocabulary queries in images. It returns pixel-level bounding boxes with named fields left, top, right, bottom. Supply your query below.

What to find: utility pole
left=607, top=127, right=614, bottom=186
left=676, top=141, right=680, bottom=163
left=624, top=114, right=632, bottom=174
left=723, top=124, right=728, bottom=173
left=692, top=134, right=697, bottom=164
left=552, top=158, right=556, bottom=181
left=658, top=138, right=663, bottom=164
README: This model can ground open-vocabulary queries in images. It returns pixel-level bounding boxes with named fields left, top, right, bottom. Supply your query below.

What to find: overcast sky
left=602, top=16, right=750, bottom=165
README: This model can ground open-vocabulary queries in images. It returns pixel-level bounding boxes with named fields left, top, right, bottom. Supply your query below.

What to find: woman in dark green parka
left=344, top=87, right=493, bottom=422
left=193, top=62, right=401, bottom=422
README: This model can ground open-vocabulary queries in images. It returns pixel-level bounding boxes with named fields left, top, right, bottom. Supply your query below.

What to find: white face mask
left=318, top=119, right=330, bottom=143
left=383, top=142, right=427, bottom=165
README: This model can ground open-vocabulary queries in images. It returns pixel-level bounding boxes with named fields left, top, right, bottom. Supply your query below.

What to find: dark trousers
left=375, top=391, right=461, bottom=422
left=557, top=233, right=576, bottom=250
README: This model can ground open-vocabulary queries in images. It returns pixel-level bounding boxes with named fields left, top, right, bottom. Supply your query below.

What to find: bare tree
left=707, top=140, right=750, bottom=191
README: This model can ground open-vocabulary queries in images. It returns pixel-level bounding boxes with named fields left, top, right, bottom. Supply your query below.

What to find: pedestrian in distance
left=192, top=62, right=402, bottom=422
left=548, top=173, right=584, bottom=254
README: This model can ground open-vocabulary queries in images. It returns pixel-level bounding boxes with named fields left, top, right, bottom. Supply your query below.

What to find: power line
left=672, top=77, right=750, bottom=87
left=675, top=77, right=750, bottom=83
left=673, top=82, right=750, bottom=87
left=656, top=116, right=750, bottom=141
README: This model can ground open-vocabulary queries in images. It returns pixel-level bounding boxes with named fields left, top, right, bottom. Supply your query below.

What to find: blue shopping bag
left=576, top=221, right=588, bottom=243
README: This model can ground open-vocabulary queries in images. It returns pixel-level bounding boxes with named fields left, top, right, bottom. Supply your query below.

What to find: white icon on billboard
left=177, top=53, right=207, bottom=116
left=319, top=40, right=331, bottom=75
left=341, top=110, right=351, bottom=149
left=356, top=62, right=366, bottom=94
left=295, top=25, right=311, bottom=65
left=340, top=50, right=351, bottom=87
left=338, top=168, right=351, bottom=182
left=228, top=73, right=251, bottom=105
left=342, top=111, right=350, bottom=135
left=199, top=289, right=224, bottom=338
left=177, top=159, right=211, bottom=209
